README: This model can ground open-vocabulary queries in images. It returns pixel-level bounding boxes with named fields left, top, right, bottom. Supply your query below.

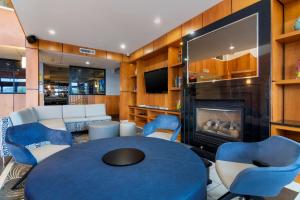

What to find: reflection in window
left=0, top=59, right=26, bottom=94
left=70, top=66, right=105, bottom=95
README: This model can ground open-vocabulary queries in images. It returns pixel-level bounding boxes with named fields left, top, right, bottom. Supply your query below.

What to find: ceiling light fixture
left=85, top=61, right=90, bottom=65
left=120, top=44, right=126, bottom=50
left=48, top=29, right=56, bottom=35
left=154, top=17, right=161, bottom=25
left=229, top=45, right=235, bottom=50
left=21, top=57, right=26, bottom=68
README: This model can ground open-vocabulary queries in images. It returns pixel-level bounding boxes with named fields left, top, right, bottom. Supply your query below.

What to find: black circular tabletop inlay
left=102, top=148, right=145, bottom=166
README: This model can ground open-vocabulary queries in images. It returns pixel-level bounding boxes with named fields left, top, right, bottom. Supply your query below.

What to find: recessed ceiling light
left=48, top=29, right=56, bottom=35
left=85, top=61, right=90, bottom=65
left=120, top=44, right=126, bottom=50
left=229, top=45, right=235, bottom=50
left=154, top=17, right=161, bottom=25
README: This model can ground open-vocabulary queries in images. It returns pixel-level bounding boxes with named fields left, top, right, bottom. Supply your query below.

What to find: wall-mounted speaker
left=26, top=35, right=38, bottom=44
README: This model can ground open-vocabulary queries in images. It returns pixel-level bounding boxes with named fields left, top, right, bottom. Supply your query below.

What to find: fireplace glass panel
left=196, top=108, right=242, bottom=139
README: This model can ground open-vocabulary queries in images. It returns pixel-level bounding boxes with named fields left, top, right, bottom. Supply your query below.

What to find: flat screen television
left=144, top=68, right=168, bottom=93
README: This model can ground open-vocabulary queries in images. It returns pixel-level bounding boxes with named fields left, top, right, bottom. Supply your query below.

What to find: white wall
left=106, top=68, right=120, bottom=95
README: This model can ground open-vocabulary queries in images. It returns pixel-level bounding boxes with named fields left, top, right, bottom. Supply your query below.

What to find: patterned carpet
left=0, top=133, right=89, bottom=200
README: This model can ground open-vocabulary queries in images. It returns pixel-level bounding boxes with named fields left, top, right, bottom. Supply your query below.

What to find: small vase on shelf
left=295, top=17, right=300, bottom=31
left=297, top=59, right=300, bottom=79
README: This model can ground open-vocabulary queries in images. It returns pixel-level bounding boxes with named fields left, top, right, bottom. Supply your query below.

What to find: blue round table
left=25, top=136, right=207, bottom=200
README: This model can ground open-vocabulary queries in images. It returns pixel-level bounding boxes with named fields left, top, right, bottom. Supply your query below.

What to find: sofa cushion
left=9, top=108, right=38, bottom=126
left=33, top=106, right=63, bottom=120
left=63, top=105, right=85, bottom=118
left=85, top=104, right=106, bottom=117
left=86, top=116, right=112, bottom=121
left=215, top=160, right=256, bottom=189
left=29, top=144, right=70, bottom=163
left=64, top=117, right=89, bottom=123
left=39, top=119, right=66, bottom=131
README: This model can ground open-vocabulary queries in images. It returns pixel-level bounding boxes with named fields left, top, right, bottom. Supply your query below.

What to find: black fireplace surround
left=181, top=0, right=271, bottom=155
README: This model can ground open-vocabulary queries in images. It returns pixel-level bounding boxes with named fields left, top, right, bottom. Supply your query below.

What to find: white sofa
left=9, top=104, right=112, bottom=131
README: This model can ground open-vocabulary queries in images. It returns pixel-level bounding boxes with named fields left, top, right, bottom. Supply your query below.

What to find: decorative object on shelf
left=176, top=99, right=181, bottom=111
left=297, top=59, right=300, bottom=79
left=294, top=17, right=300, bottom=30
left=173, top=76, right=183, bottom=88
left=178, top=49, right=182, bottom=63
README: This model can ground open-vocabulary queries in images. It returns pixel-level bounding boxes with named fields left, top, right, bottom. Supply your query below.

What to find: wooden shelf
left=275, top=30, right=300, bottom=44
left=231, top=69, right=256, bottom=75
left=275, top=79, right=300, bottom=85
left=279, top=0, right=298, bottom=4
left=135, top=114, right=148, bottom=119
left=169, top=87, right=181, bottom=91
left=169, top=62, right=183, bottom=68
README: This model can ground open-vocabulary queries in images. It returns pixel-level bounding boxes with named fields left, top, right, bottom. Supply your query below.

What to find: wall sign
left=79, top=48, right=96, bottom=55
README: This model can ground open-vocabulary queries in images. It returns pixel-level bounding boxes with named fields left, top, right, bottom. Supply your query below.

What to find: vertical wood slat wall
left=271, top=0, right=300, bottom=142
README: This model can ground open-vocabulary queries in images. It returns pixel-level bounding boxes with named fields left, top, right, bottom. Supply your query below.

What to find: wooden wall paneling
left=106, top=95, right=120, bottom=115
left=271, top=0, right=283, bottom=82
left=271, top=0, right=284, bottom=122
left=284, top=85, right=300, bottom=121
left=153, top=34, right=168, bottom=51
left=203, top=0, right=232, bottom=27
left=26, top=90, right=39, bottom=107
left=120, top=62, right=130, bottom=92
left=143, top=43, right=154, bottom=55
left=136, top=54, right=168, bottom=108
left=232, top=0, right=260, bottom=13
left=120, top=92, right=130, bottom=119
left=0, top=94, right=13, bottom=117
left=167, top=26, right=182, bottom=45
left=62, top=44, right=83, bottom=56
left=285, top=41, right=300, bottom=79
left=25, top=40, right=39, bottom=49
left=271, top=83, right=283, bottom=122
left=122, top=55, right=130, bottom=62
left=26, top=47, right=39, bottom=89
left=13, top=94, right=26, bottom=111
left=130, top=49, right=144, bottom=61
left=107, top=52, right=122, bottom=62
left=87, top=95, right=95, bottom=104
left=182, top=14, right=203, bottom=36
left=0, top=8, right=25, bottom=47
left=95, top=49, right=107, bottom=59
left=284, top=0, right=300, bottom=33
left=39, top=40, right=63, bottom=53
left=94, top=95, right=106, bottom=104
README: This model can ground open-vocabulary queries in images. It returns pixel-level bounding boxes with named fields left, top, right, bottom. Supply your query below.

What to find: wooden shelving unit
left=275, top=30, right=300, bottom=43
left=128, top=106, right=181, bottom=140
left=271, top=0, right=300, bottom=141
left=275, top=79, right=300, bottom=85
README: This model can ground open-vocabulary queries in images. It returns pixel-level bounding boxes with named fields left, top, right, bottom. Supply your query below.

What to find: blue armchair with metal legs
left=143, top=115, right=181, bottom=142
left=216, top=136, right=300, bottom=200
left=5, top=122, right=72, bottom=189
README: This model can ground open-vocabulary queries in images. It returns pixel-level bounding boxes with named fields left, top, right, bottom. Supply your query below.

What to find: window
left=69, top=66, right=105, bottom=95
left=0, top=59, right=26, bottom=94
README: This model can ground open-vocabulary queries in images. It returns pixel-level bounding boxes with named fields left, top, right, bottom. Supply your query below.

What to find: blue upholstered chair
left=143, top=115, right=181, bottom=142
left=5, top=122, right=72, bottom=189
left=216, top=136, right=300, bottom=199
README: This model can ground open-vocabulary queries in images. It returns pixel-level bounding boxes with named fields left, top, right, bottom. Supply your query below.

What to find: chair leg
left=11, top=166, right=34, bottom=190
left=218, top=192, right=239, bottom=200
